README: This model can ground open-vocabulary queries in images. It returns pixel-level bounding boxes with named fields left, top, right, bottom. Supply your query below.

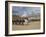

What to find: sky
left=12, top=6, right=40, bottom=17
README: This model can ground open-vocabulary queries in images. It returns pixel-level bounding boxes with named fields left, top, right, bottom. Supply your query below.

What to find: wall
left=0, top=0, right=46, bottom=37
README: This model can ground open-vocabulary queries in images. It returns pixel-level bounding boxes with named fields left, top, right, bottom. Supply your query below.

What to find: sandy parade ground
left=12, top=21, right=40, bottom=30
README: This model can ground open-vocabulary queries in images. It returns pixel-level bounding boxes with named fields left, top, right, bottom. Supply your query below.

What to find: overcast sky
left=12, top=6, right=40, bottom=16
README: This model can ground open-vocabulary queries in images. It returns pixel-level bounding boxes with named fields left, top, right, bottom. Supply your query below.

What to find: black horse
left=12, top=19, right=25, bottom=25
